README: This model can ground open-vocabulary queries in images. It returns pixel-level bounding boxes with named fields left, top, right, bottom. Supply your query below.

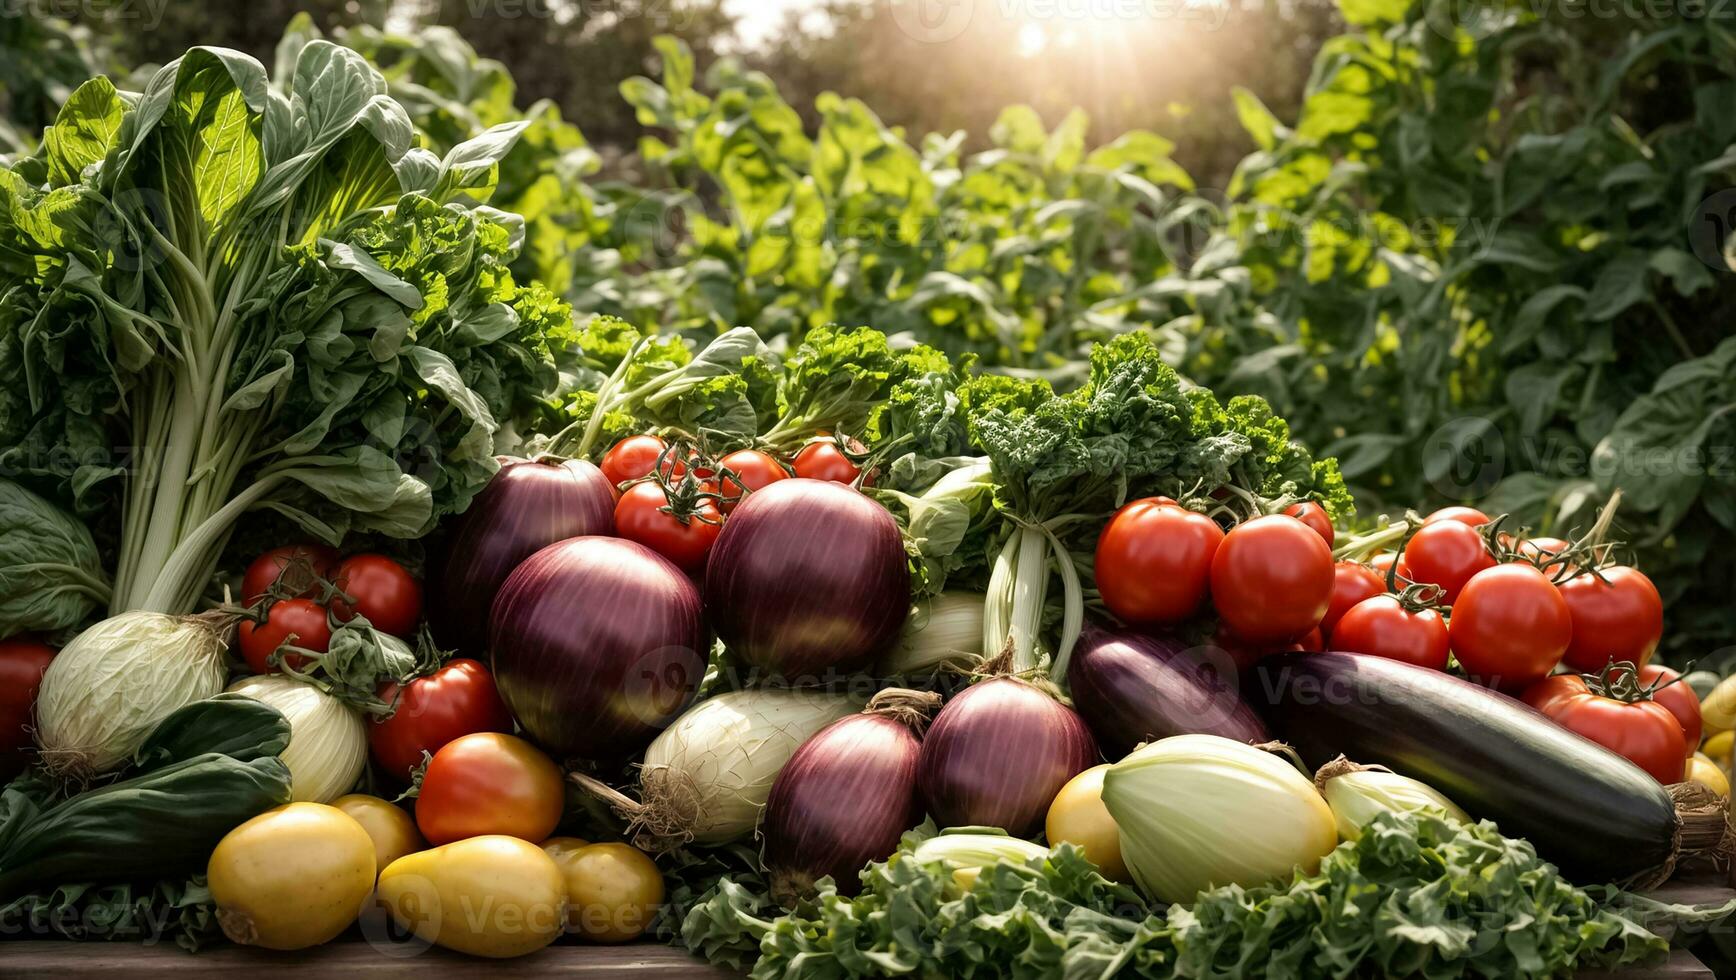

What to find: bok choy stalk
left=963, top=334, right=1352, bottom=677
left=0, top=43, right=574, bottom=615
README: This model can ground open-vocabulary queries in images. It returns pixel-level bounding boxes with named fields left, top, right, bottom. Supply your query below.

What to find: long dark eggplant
left=1067, top=627, right=1267, bottom=758
left=1256, top=652, right=1726, bottom=887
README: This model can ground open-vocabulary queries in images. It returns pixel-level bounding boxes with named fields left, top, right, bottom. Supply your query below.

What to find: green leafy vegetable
left=0, top=875, right=222, bottom=951
left=680, top=811, right=1732, bottom=980
left=0, top=477, right=107, bottom=636
left=0, top=695, right=292, bottom=900
left=0, top=40, right=574, bottom=616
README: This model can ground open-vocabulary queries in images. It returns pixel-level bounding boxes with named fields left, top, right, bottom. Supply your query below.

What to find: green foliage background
left=3, top=0, right=1733, bottom=662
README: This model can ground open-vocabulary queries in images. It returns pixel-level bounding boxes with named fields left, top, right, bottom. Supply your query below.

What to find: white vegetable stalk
left=226, top=675, right=367, bottom=804
left=1102, top=734, right=1339, bottom=904
left=35, top=611, right=230, bottom=777
left=879, top=592, right=985, bottom=677
left=1315, top=757, right=1469, bottom=841
left=574, top=689, right=859, bottom=847
left=911, top=831, right=1049, bottom=890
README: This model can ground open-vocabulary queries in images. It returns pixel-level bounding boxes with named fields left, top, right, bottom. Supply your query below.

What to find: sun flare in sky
left=727, top=0, right=1209, bottom=53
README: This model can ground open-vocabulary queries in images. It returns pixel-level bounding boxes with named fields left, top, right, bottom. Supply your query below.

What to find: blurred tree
left=746, top=0, right=1340, bottom=191
left=413, top=0, right=737, bottom=150
left=61, top=0, right=389, bottom=69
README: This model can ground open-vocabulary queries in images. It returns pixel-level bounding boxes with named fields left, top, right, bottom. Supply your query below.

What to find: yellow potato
left=333, top=794, right=425, bottom=876
left=546, top=842, right=664, bottom=942
left=377, top=835, right=566, bottom=958
left=207, top=802, right=376, bottom=950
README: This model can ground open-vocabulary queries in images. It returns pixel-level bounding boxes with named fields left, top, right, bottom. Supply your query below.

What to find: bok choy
left=0, top=42, right=574, bottom=615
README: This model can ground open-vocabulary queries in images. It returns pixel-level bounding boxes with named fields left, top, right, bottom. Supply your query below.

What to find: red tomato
left=331, top=554, right=423, bottom=638
left=1297, top=627, right=1325, bottom=651
left=1448, top=563, right=1572, bottom=690
left=1556, top=567, right=1664, bottom=672
left=1521, top=673, right=1591, bottom=715
left=1425, top=506, right=1491, bottom=527
left=717, top=449, right=789, bottom=510
left=1369, top=551, right=1411, bottom=584
left=1402, top=519, right=1495, bottom=603
left=1543, top=693, right=1686, bottom=784
left=1283, top=502, right=1334, bottom=547
left=1638, top=664, right=1702, bottom=756
left=241, top=544, right=338, bottom=604
left=601, top=434, right=682, bottom=487
left=0, top=638, right=55, bottom=780
left=613, top=481, right=722, bottom=575
left=1331, top=595, right=1449, bottom=670
left=415, top=732, right=565, bottom=845
left=1519, top=536, right=1571, bottom=560
left=1095, top=498, right=1224, bottom=626
left=1210, top=515, right=1334, bottom=645
left=371, top=659, right=515, bottom=781
left=238, top=598, right=332, bottom=674
left=791, top=434, right=871, bottom=485
left=1323, top=561, right=1388, bottom=636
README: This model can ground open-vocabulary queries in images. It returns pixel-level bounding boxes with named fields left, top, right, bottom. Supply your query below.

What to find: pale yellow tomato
left=377, top=835, right=565, bottom=958
left=1688, top=754, right=1730, bottom=797
left=546, top=841, right=664, bottom=942
left=1045, top=764, right=1127, bottom=881
left=207, top=802, right=376, bottom=950
left=333, top=794, right=424, bottom=875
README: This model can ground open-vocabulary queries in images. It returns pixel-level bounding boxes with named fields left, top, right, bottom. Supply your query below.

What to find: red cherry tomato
left=241, top=544, right=338, bottom=604
left=791, top=436, right=869, bottom=485
left=717, top=449, right=789, bottom=511
left=1323, top=561, right=1388, bottom=637
left=1369, top=551, right=1411, bottom=584
left=613, top=481, right=722, bottom=575
left=415, top=732, right=565, bottom=845
left=1521, top=673, right=1591, bottom=715
left=1542, top=691, right=1686, bottom=784
left=1330, top=595, right=1449, bottom=670
left=238, top=598, right=332, bottom=674
left=0, top=638, right=55, bottom=780
left=331, top=554, right=423, bottom=638
left=1402, top=519, right=1495, bottom=603
left=1095, top=498, right=1225, bottom=626
left=1210, top=515, right=1334, bottom=645
left=1282, top=502, right=1334, bottom=547
left=1637, top=663, right=1702, bottom=756
left=1519, top=536, right=1571, bottom=560
left=1556, top=567, right=1664, bottom=672
left=371, top=658, right=515, bottom=781
left=1448, top=563, right=1572, bottom=690
left=601, top=434, right=683, bottom=487
left=1425, top=506, right=1491, bottom=527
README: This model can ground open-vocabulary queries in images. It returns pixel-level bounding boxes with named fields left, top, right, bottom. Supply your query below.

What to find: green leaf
left=1232, top=87, right=1282, bottom=151
left=42, top=77, right=126, bottom=187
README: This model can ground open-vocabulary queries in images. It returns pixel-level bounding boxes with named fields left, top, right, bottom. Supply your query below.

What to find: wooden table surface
left=0, top=941, right=740, bottom=977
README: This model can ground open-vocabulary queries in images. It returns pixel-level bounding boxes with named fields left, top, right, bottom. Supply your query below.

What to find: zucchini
left=1256, top=652, right=1725, bottom=887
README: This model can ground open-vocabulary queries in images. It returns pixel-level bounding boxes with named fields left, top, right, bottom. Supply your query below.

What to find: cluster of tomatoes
left=239, top=545, right=529, bottom=789
left=1094, top=497, right=1342, bottom=656
left=237, top=547, right=423, bottom=673
left=1095, top=497, right=1693, bottom=782
left=598, top=432, right=867, bottom=575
